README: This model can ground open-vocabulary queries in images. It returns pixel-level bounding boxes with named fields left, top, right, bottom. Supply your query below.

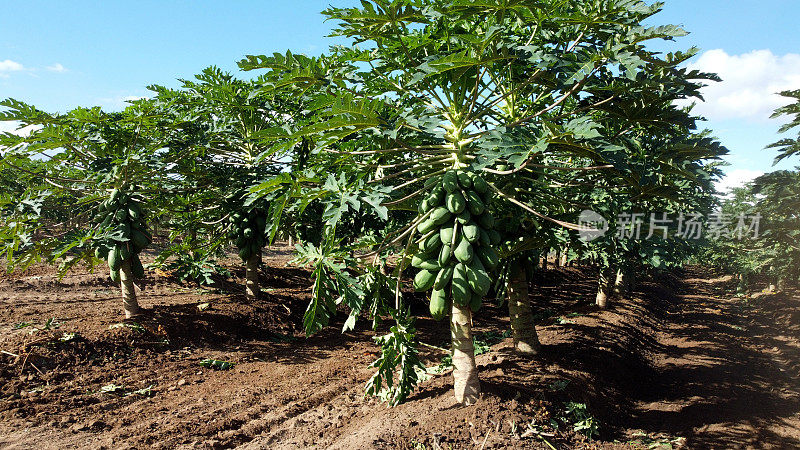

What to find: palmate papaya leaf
left=364, top=309, right=425, bottom=406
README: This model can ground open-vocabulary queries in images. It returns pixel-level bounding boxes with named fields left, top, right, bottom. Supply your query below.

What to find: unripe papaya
left=472, top=176, right=489, bottom=194
left=466, top=258, right=491, bottom=296
left=131, top=255, right=145, bottom=279
left=454, top=236, right=474, bottom=264
left=430, top=207, right=452, bottom=226
left=457, top=171, right=472, bottom=189
left=128, top=203, right=142, bottom=221
left=466, top=191, right=485, bottom=215
left=478, top=229, right=491, bottom=247
left=488, top=229, right=501, bottom=245
left=110, top=268, right=121, bottom=283
left=456, top=210, right=471, bottom=224
left=445, top=191, right=466, bottom=214
left=440, top=225, right=454, bottom=245
left=422, top=232, right=442, bottom=254
left=451, top=263, right=470, bottom=305
left=243, top=227, right=254, bottom=239
left=462, top=223, right=480, bottom=243
left=414, top=269, right=437, bottom=291
left=108, top=247, right=122, bottom=272
left=477, top=246, right=499, bottom=271
left=412, top=254, right=439, bottom=271
left=429, top=289, right=448, bottom=321
left=434, top=265, right=454, bottom=291
left=417, top=218, right=437, bottom=234
left=477, top=212, right=495, bottom=229
left=469, top=291, right=482, bottom=312
left=238, top=245, right=252, bottom=261
left=439, top=243, right=452, bottom=267
left=118, top=243, right=131, bottom=261
left=442, top=171, right=458, bottom=193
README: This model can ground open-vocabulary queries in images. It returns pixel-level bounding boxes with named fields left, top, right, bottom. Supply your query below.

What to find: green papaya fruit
left=412, top=254, right=439, bottom=271
left=101, top=214, right=113, bottom=228
left=478, top=229, right=491, bottom=247
left=477, top=246, right=499, bottom=270
left=440, top=225, right=454, bottom=245
left=422, top=232, right=442, bottom=254
left=442, top=171, right=458, bottom=193
left=108, top=247, right=122, bottom=272
left=109, top=189, right=122, bottom=204
left=417, top=218, right=437, bottom=234
left=429, top=289, right=448, bottom=321
left=472, top=176, right=489, bottom=194
left=117, top=222, right=131, bottom=239
left=477, top=212, right=495, bottom=229
left=243, top=227, right=254, bottom=239
left=451, top=263, right=470, bottom=305
left=445, top=191, right=466, bottom=214
left=430, top=207, right=452, bottom=226
left=462, top=223, right=480, bottom=243
left=131, top=255, right=145, bottom=279
left=414, top=269, right=437, bottom=291
left=238, top=245, right=252, bottom=261
left=235, top=236, right=247, bottom=249
left=488, top=229, right=502, bottom=245
left=420, top=198, right=431, bottom=213
left=456, top=210, right=471, bottom=224
left=118, top=243, right=131, bottom=261
left=128, top=203, right=142, bottom=221
left=110, top=268, right=121, bottom=283
left=466, top=258, right=491, bottom=296
left=469, top=291, right=482, bottom=312
left=454, top=236, right=474, bottom=264
left=457, top=171, right=472, bottom=189
left=255, top=216, right=267, bottom=233
left=434, top=265, right=454, bottom=290
left=466, top=191, right=485, bottom=215
left=439, top=243, right=452, bottom=267
left=94, top=247, right=104, bottom=259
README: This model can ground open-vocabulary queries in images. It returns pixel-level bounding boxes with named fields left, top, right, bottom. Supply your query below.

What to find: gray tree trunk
left=451, top=303, right=480, bottom=405
left=245, top=249, right=261, bottom=300
left=120, top=259, right=140, bottom=319
left=596, top=267, right=614, bottom=309
left=507, top=264, right=541, bottom=355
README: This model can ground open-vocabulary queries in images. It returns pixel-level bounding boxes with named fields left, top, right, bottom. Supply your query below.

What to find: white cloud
left=715, top=168, right=764, bottom=195
left=0, top=59, right=25, bottom=78
left=122, top=95, right=147, bottom=102
left=45, top=63, right=67, bottom=73
left=685, top=49, right=800, bottom=122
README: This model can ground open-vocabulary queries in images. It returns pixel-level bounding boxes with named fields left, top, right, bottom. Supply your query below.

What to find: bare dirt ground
left=1, top=250, right=798, bottom=449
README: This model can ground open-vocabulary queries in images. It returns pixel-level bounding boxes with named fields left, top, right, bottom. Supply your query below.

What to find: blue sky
left=1, top=1, right=799, bottom=190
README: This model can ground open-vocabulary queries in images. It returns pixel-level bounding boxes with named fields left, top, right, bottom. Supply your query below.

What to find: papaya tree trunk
left=507, top=264, right=541, bottom=355
left=559, top=250, right=568, bottom=267
left=554, top=250, right=561, bottom=268
left=596, top=267, right=613, bottom=308
left=245, top=249, right=261, bottom=300
left=614, top=268, right=626, bottom=297
left=451, top=302, right=480, bottom=405
left=120, top=258, right=140, bottom=319
left=541, top=254, right=548, bottom=271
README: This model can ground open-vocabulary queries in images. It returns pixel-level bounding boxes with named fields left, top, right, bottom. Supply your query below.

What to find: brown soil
left=1, top=251, right=799, bottom=449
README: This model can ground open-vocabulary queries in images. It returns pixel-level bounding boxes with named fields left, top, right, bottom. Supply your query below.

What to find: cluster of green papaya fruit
left=227, top=208, right=267, bottom=261
left=412, top=169, right=500, bottom=320
left=94, top=189, right=152, bottom=282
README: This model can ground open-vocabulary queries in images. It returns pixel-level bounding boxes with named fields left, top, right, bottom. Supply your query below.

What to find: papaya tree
left=240, top=0, right=727, bottom=405
left=148, top=67, right=311, bottom=300
left=0, top=99, right=176, bottom=318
